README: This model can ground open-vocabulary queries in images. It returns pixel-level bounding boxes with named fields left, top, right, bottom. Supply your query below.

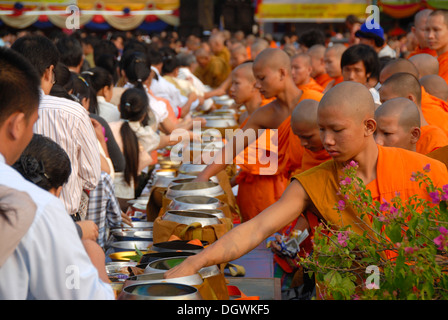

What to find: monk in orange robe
left=323, top=44, right=346, bottom=93
left=165, top=81, right=448, bottom=281
left=308, top=44, right=334, bottom=89
left=426, top=10, right=448, bottom=85
left=408, top=53, right=440, bottom=78
left=427, top=145, right=448, bottom=170
left=379, top=58, right=448, bottom=135
left=407, top=9, right=437, bottom=59
left=379, top=72, right=448, bottom=154
left=420, top=74, right=448, bottom=102
left=193, top=48, right=321, bottom=222
left=291, top=53, right=324, bottom=93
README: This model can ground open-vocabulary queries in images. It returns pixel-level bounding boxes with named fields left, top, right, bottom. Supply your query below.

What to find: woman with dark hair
left=82, top=67, right=121, bottom=122
left=340, top=43, right=382, bottom=105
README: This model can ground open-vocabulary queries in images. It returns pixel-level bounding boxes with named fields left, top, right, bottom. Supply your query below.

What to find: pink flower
left=423, top=164, right=431, bottom=172
left=337, top=200, right=346, bottom=211
left=429, top=191, right=441, bottom=204
left=434, top=234, right=445, bottom=250
left=349, top=160, right=358, bottom=168
left=404, top=246, right=418, bottom=254
left=340, top=177, right=352, bottom=186
left=379, top=200, right=390, bottom=212
left=440, top=226, right=448, bottom=235
left=338, top=231, right=349, bottom=247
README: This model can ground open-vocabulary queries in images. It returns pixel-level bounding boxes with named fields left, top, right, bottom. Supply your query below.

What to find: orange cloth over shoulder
left=416, top=125, right=448, bottom=155
left=293, top=145, right=448, bottom=259
left=298, top=78, right=324, bottom=93
left=421, top=86, right=448, bottom=136
left=407, top=46, right=437, bottom=59
left=314, top=73, right=333, bottom=90
left=235, top=89, right=323, bottom=222
left=438, top=51, right=448, bottom=86
left=427, top=145, right=448, bottom=170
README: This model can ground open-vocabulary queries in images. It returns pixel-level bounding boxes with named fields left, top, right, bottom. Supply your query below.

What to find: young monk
left=194, top=48, right=322, bottom=221
left=290, top=53, right=324, bottom=93
left=426, top=10, right=448, bottom=83
left=323, top=44, right=346, bottom=93
left=379, top=72, right=448, bottom=154
left=307, top=44, right=333, bottom=90
left=374, top=98, right=421, bottom=152
left=380, top=58, right=448, bottom=125
left=408, top=9, right=437, bottom=59
left=420, top=74, right=448, bottom=102
left=165, top=81, right=448, bottom=279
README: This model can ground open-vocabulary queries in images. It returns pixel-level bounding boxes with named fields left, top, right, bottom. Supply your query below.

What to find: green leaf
left=386, top=223, right=402, bottom=243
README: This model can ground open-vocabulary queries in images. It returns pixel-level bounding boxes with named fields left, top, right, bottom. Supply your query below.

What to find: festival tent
left=0, top=0, right=179, bottom=31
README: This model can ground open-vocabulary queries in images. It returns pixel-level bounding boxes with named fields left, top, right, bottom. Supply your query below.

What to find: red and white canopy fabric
left=0, top=0, right=179, bottom=30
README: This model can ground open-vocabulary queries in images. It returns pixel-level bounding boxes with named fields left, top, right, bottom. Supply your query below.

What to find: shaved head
left=409, top=53, right=439, bottom=77
left=307, top=44, right=326, bottom=77
left=319, top=81, right=375, bottom=122
left=420, top=74, right=448, bottom=101
left=233, top=61, right=255, bottom=82
left=291, top=99, right=323, bottom=152
left=374, top=98, right=421, bottom=151
left=379, top=58, right=420, bottom=83
left=254, top=48, right=292, bottom=75
left=375, top=98, right=421, bottom=129
left=379, top=72, right=422, bottom=106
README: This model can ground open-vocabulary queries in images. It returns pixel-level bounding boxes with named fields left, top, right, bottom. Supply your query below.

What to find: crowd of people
left=2, top=8, right=448, bottom=300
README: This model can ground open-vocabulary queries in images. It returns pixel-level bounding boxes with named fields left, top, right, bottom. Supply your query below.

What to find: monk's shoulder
left=248, top=99, right=282, bottom=128
left=300, top=88, right=324, bottom=102
left=393, top=146, right=448, bottom=175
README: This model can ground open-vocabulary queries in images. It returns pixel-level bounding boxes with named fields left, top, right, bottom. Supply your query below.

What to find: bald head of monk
left=230, top=43, right=249, bottom=69
left=253, top=48, right=294, bottom=99
left=420, top=74, right=448, bottom=101
left=324, top=44, right=347, bottom=78
left=379, top=72, right=422, bottom=108
left=308, top=44, right=326, bottom=78
left=409, top=53, right=439, bottom=78
left=379, top=58, right=420, bottom=84
left=229, top=62, right=259, bottom=106
left=317, top=81, right=377, bottom=163
left=291, top=53, right=313, bottom=86
left=291, top=99, right=324, bottom=152
left=374, top=98, right=421, bottom=152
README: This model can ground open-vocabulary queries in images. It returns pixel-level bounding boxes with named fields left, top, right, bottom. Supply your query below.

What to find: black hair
left=340, top=44, right=380, bottom=82
left=81, top=67, right=113, bottom=114
left=0, top=46, right=41, bottom=125
left=94, top=53, right=119, bottom=85
left=93, top=39, right=119, bottom=66
left=13, top=134, right=72, bottom=191
left=147, top=48, right=163, bottom=66
left=298, top=29, right=326, bottom=48
left=121, top=51, right=151, bottom=90
left=119, top=88, right=149, bottom=185
left=55, top=35, right=84, bottom=69
left=71, top=73, right=92, bottom=112
left=161, top=54, right=179, bottom=75
left=11, top=34, right=60, bottom=78
left=49, top=62, right=75, bottom=101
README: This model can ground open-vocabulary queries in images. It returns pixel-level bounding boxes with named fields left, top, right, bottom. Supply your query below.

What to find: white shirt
left=178, top=67, right=214, bottom=111
left=378, top=44, right=397, bottom=59
left=0, top=153, right=114, bottom=300
left=150, top=66, right=191, bottom=117
left=97, top=96, right=121, bottom=123
left=33, top=91, right=101, bottom=215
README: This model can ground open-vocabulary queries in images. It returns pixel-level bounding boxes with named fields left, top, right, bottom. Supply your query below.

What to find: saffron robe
left=421, top=86, right=448, bottom=136
left=416, top=125, right=448, bottom=155
left=314, top=73, right=333, bottom=90
left=438, top=51, right=448, bottom=86
left=298, top=78, right=324, bottom=93
left=407, top=46, right=437, bottom=59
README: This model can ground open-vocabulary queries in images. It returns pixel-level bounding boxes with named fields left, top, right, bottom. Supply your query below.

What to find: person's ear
left=410, top=127, right=421, bottom=144
left=7, top=112, right=27, bottom=141
left=364, top=118, right=377, bottom=136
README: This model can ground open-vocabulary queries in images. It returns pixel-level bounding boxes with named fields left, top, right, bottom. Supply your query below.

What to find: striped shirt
left=34, top=91, right=101, bottom=215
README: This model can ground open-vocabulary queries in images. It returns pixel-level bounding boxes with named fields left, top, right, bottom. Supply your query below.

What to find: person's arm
left=164, top=179, right=310, bottom=278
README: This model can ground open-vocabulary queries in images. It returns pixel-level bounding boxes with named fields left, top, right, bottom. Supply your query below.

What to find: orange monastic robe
left=235, top=89, right=323, bottom=222
left=407, top=46, right=437, bottom=59
left=314, top=73, right=333, bottom=90
left=438, top=51, right=448, bottom=86
left=416, top=125, right=448, bottom=155
left=298, top=78, right=324, bottom=93
left=293, top=145, right=448, bottom=257
left=427, top=145, right=448, bottom=170
left=421, top=86, right=448, bottom=136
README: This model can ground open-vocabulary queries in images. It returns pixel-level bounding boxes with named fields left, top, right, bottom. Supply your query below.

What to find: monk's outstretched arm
left=164, top=179, right=310, bottom=278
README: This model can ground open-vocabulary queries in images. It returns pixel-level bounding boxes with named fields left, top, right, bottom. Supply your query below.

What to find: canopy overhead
left=0, top=0, right=179, bottom=31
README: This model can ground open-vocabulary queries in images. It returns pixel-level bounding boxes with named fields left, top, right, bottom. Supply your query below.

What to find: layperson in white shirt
left=0, top=46, right=114, bottom=300
left=11, top=35, right=101, bottom=218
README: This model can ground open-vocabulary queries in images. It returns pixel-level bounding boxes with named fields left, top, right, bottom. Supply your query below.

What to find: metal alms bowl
left=178, top=163, right=208, bottom=175
left=168, top=195, right=222, bottom=211
left=122, top=272, right=203, bottom=290
left=122, top=221, right=153, bottom=229
left=144, top=257, right=221, bottom=280
left=151, top=240, right=206, bottom=254
left=111, top=230, right=153, bottom=242
left=187, top=208, right=225, bottom=219
left=165, top=181, right=224, bottom=200
left=203, top=116, right=237, bottom=128
left=118, top=282, right=202, bottom=300
left=110, top=241, right=153, bottom=252
left=161, top=210, right=221, bottom=227
left=138, top=251, right=196, bottom=265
